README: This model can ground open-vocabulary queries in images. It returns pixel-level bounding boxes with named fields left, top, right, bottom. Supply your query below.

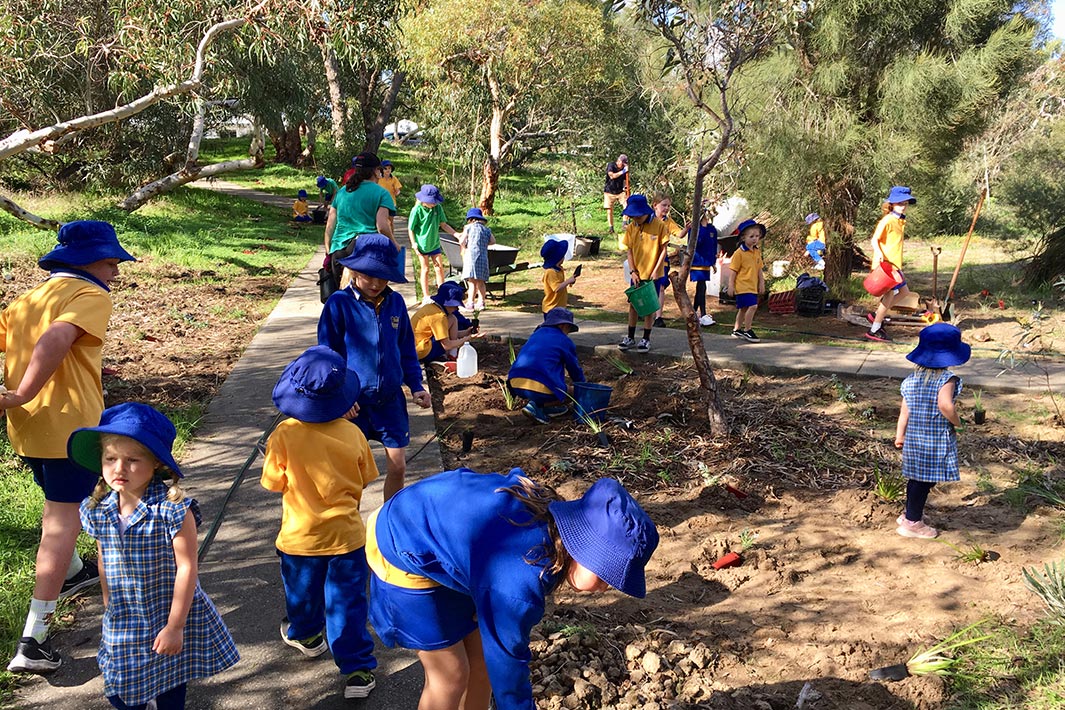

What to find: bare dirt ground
left=428, top=340, right=1065, bottom=710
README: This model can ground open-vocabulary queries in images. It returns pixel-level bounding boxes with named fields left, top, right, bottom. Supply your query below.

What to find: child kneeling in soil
left=317, top=234, right=430, bottom=501
left=410, top=281, right=476, bottom=363
left=292, top=190, right=312, bottom=222
left=727, top=219, right=766, bottom=342
left=73, top=403, right=239, bottom=709
left=366, top=469, right=658, bottom=710
left=894, top=322, right=970, bottom=539
left=508, top=308, right=586, bottom=424
left=262, top=346, right=379, bottom=699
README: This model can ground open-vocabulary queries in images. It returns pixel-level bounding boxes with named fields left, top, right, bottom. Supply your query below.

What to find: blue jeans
left=107, top=683, right=186, bottom=710
left=278, top=548, right=376, bottom=674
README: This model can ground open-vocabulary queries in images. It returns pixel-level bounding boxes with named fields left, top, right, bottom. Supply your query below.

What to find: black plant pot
left=869, top=664, right=910, bottom=681
left=973, top=410, right=986, bottom=424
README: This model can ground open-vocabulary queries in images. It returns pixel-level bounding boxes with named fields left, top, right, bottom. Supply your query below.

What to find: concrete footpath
left=14, top=181, right=1059, bottom=709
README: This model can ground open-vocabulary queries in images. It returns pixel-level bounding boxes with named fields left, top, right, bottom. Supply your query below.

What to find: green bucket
left=625, top=280, right=660, bottom=317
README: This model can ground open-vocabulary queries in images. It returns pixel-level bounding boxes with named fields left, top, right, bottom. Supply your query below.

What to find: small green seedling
left=498, top=377, right=517, bottom=410
left=696, top=461, right=721, bottom=488
left=972, top=388, right=984, bottom=414
left=873, top=466, right=905, bottom=502
left=1023, top=561, right=1065, bottom=624
left=905, top=619, right=992, bottom=677
left=829, top=375, right=855, bottom=403
left=935, top=537, right=992, bottom=564
left=601, top=353, right=634, bottom=376
left=507, top=336, right=517, bottom=365
left=738, top=528, right=759, bottom=552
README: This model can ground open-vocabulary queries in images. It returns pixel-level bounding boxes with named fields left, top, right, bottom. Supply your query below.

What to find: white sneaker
left=698, top=314, right=715, bottom=326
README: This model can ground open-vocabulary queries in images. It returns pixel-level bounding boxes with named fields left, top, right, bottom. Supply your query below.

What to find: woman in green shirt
left=324, top=152, right=398, bottom=286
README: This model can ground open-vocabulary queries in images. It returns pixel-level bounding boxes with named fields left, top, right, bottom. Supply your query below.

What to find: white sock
left=870, top=321, right=882, bottom=333
left=23, top=598, right=57, bottom=642
left=66, top=550, right=84, bottom=580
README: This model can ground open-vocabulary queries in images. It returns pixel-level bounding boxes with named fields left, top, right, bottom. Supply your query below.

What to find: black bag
left=318, top=268, right=337, bottom=304
left=312, top=206, right=327, bottom=225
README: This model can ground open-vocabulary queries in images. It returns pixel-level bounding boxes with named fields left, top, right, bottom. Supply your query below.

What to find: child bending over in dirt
left=410, top=282, right=476, bottom=363
left=317, top=234, right=430, bottom=501
left=263, top=346, right=379, bottom=700
left=508, top=308, right=586, bottom=424
left=727, top=219, right=766, bottom=342
left=894, top=323, right=970, bottom=539
left=366, top=469, right=658, bottom=710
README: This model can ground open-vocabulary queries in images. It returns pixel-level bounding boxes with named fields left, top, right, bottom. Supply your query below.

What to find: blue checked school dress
left=900, top=370, right=962, bottom=482
left=460, top=222, right=493, bottom=281
left=80, top=482, right=239, bottom=705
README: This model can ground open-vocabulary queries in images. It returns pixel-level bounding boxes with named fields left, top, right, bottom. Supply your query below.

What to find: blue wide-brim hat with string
left=621, top=194, right=653, bottom=219
left=273, top=346, right=362, bottom=423
left=415, top=184, right=444, bottom=204
left=805, top=213, right=821, bottom=225
left=540, top=239, right=568, bottom=268
left=68, top=403, right=183, bottom=477
left=906, top=323, right=971, bottom=369
left=430, top=281, right=464, bottom=308
left=736, top=219, right=766, bottom=238
left=548, top=478, right=659, bottom=598
left=885, top=186, right=917, bottom=205
left=38, top=220, right=136, bottom=272
left=338, top=233, right=406, bottom=283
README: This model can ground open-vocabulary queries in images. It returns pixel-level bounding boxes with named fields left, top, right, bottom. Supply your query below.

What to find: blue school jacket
left=317, top=286, right=424, bottom=399
left=506, top=326, right=585, bottom=401
left=374, top=468, right=559, bottom=710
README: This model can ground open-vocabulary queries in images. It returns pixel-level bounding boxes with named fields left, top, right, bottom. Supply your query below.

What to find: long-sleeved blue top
left=692, top=223, right=719, bottom=268
left=374, top=468, right=558, bottom=710
left=317, top=285, right=424, bottom=399
left=507, top=326, right=585, bottom=400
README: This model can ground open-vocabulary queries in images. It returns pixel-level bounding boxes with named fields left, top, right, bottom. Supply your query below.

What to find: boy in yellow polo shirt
left=618, top=194, right=670, bottom=353
left=727, top=220, right=766, bottom=342
left=2, top=220, right=135, bottom=674
left=410, top=282, right=475, bottom=362
left=262, top=346, right=379, bottom=700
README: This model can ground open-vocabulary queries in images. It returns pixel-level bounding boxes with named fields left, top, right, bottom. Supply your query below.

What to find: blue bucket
left=573, top=382, right=613, bottom=423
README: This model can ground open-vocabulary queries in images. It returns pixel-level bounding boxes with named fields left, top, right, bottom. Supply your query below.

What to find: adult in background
left=324, top=152, right=397, bottom=288
left=602, top=154, right=629, bottom=234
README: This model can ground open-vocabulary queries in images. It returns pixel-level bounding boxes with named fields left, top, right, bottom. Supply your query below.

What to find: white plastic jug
left=456, top=342, right=478, bottom=378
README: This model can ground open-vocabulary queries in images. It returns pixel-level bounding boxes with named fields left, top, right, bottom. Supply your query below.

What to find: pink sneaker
left=897, top=518, right=938, bottom=539
left=896, top=514, right=930, bottom=526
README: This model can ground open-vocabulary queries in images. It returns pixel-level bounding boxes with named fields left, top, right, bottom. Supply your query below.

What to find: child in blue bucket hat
left=507, top=307, right=586, bottom=424
left=293, top=189, right=312, bottom=222
left=409, top=184, right=459, bottom=305
left=262, top=346, right=380, bottom=699
left=318, top=234, right=429, bottom=501
left=618, top=194, right=671, bottom=353
left=316, top=175, right=338, bottom=206
left=72, top=403, right=240, bottom=707
left=410, top=281, right=477, bottom=364
left=727, top=219, right=766, bottom=342
left=540, top=239, right=575, bottom=314
left=3, top=220, right=135, bottom=675
left=366, top=468, right=658, bottom=709
left=867, top=186, right=918, bottom=343
left=894, top=322, right=971, bottom=539
left=459, top=207, right=496, bottom=311
left=805, top=212, right=826, bottom=270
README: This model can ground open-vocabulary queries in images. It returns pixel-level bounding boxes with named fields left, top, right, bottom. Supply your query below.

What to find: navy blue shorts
left=735, top=292, right=759, bottom=309
left=655, top=275, right=670, bottom=289
left=416, top=248, right=443, bottom=257
left=369, top=574, right=477, bottom=651
left=420, top=339, right=447, bottom=364
left=509, top=387, right=560, bottom=406
left=22, top=456, right=99, bottom=503
left=353, top=393, right=411, bottom=449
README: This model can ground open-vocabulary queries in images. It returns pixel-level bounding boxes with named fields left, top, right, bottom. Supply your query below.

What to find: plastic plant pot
left=973, top=410, right=986, bottom=424
left=868, top=664, right=910, bottom=681
left=725, top=483, right=748, bottom=499
left=461, top=431, right=474, bottom=453
left=596, top=431, right=611, bottom=448
left=712, top=552, right=742, bottom=570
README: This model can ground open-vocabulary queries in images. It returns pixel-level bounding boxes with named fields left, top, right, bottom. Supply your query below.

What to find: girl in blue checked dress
left=73, top=403, right=239, bottom=709
left=894, top=323, right=971, bottom=539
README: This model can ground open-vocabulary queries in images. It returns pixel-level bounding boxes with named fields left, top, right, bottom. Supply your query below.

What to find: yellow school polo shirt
left=379, top=175, right=402, bottom=202
left=411, top=302, right=451, bottom=359
left=541, top=268, right=568, bottom=312
left=261, top=418, right=378, bottom=556
left=625, top=218, right=671, bottom=281
left=0, top=276, right=112, bottom=458
left=728, top=244, right=764, bottom=295
left=807, top=221, right=826, bottom=244
left=871, top=213, right=905, bottom=268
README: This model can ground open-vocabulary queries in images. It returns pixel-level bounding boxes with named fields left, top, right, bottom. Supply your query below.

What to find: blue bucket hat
left=316, top=176, right=329, bottom=189
left=885, top=186, right=917, bottom=205
left=621, top=194, right=653, bottom=219
left=548, top=478, right=659, bottom=598
left=430, top=281, right=464, bottom=308
left=737, top=219, right=767, bottom=238
left=68, top=403, right=183, bottom=477
left=906, top=323, right=971, bottom=369
left=415, top=184, right=444, bottom=204
left=466, top=207, right=487, bottom=222
left=381, top=159, right=392, bottom=168
left=540, top=239, right=568, bottom=269
left=298, top=189, right=308, bottom=198
left=38, top=220, right=136, bottom=272
left=273, top=346, right=362, bottom=424
left=539, top=307, right=579, bottom=332
left=805, top=213, right=821, bottom=225
left=338, top=234, right=406, bottom=283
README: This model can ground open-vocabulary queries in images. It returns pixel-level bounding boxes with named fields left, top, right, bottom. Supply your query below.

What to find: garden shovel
left=940, top=188, right=987, bottom=322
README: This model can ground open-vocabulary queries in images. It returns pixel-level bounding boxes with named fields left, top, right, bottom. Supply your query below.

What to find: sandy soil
left=428, top=340, right=1065, bottom=709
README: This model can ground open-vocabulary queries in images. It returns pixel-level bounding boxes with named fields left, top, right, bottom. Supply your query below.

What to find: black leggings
left=905, top=479, right=936, bottom=522
left=693, top=281, right=707, bottom=316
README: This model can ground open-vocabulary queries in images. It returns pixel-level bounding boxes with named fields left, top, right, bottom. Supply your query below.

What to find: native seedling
left=1023, top=561, right=1065, bottom=625
left=738, top=528, right=759, bottom=552
left=601, top=353, right=634, bottom=376
left=972, top=389, right=986, bottom=424
left=830, top=375, right=855, bottom=403
left=566, top=391, right=609, bottom=447
left=696, top=461, right=721, bottom=488
left=935, top=537, right=992, bottom=564
left=873, top=465, right=905, bottom=502
left=498, top=377, right=517, bottom=411
left=869, top=619, right=992, bottom=681
left=507, top=336, right=517, bottom=365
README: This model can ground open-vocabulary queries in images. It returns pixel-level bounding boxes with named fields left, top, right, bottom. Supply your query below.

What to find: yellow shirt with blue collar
left=729, top=243, right=764, bottom=295
left=623, top=217, right=671, bottom=281
left=871, top=212, right=905, bottom=268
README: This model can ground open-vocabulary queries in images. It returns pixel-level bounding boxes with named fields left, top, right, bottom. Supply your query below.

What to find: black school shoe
left=345, top=670, right=376, bottom=699
left=7, top=636, right=62, bottom=673
left=865, top=326, right=893, bottom=343
left=59, top=558, right=100, bottom=599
